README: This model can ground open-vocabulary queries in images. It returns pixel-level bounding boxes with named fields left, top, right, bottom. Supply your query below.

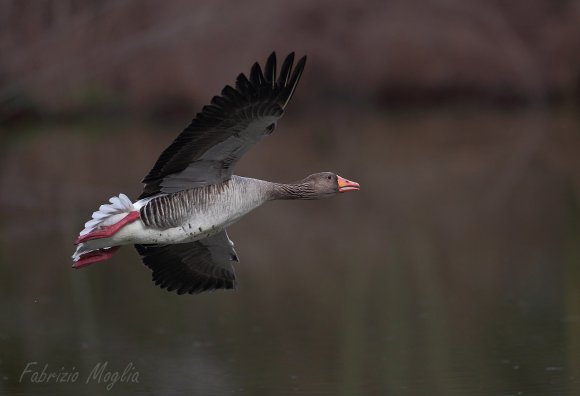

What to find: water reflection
left=1, top=108, right=579, bottom=395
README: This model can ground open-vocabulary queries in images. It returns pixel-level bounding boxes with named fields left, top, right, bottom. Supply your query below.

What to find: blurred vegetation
left=1, top=0, right=580, bottom=122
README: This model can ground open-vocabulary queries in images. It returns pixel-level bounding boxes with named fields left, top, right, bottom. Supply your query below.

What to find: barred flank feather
left=140, top=181, right=231, bottom=229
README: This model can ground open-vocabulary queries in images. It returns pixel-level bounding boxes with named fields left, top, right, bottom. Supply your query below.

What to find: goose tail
left=72, top=193, right=136, bottom=268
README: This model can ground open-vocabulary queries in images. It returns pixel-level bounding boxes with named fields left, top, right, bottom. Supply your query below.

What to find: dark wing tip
left=227, top=51, right=306, bottom=109
left=278, top=52, right=295, bottom=86
left=264, top=52, right=277, bottom=86
left=250, top=62, right=265, bottom=86
left=235, top=72, right=252, bottom=94
left=283, top=55, right=306, bottom=106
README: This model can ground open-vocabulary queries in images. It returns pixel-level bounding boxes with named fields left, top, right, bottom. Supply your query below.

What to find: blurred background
left=1, top=0, right=580, bottom=395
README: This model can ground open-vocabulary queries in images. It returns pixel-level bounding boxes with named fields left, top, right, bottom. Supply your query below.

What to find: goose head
left=300, top=172, right=360, bottom=199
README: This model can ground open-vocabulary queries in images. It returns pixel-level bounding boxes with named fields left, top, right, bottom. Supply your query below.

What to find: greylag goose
left=72, top=52, right=359, bottom=294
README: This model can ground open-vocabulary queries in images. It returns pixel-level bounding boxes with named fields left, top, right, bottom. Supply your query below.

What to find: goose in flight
left=72, top=52, right=360, bottom=294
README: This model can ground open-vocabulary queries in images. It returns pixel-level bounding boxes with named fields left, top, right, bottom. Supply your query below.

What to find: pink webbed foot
left=75, top=211, right=140, bottom=245
left=72, top=246, right=120, bottom=269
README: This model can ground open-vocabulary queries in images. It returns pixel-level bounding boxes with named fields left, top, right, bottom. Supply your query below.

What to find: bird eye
left=327, top=175, right=331, bottom=180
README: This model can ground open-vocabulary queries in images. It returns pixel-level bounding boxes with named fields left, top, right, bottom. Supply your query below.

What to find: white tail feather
left=72, top=193, right=136, bottom=263
left=78, top=193, right=135, bottom=237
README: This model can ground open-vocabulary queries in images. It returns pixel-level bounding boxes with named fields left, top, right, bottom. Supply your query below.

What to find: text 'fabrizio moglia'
left=19, top=361, right=139, bottom=391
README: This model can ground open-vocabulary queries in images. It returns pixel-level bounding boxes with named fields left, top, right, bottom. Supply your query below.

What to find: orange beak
left=337, top=175, right=360, bottom=193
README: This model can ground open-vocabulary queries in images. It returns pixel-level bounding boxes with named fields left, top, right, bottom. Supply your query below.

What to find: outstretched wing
left=140, top=52, right=307, bottom=199
left=135, top=231, right=239, bottom=295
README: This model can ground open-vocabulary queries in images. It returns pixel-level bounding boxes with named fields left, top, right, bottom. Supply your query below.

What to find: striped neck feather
left=271, top=182, right=317, bottom=200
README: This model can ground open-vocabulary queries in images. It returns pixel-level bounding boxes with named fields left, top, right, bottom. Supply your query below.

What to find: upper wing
left=134, top=230, right=239, bottom=295
left=139, top=52, right=307, bottom=199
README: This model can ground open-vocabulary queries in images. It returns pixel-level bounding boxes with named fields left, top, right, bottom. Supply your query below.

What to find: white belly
left=110, top=216, right=228, bottom=246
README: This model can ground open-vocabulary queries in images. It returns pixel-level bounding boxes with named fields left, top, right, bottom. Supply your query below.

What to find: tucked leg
left=72, top=246, right=121, bottom=269
left=76, top=211, right=140, bottom=244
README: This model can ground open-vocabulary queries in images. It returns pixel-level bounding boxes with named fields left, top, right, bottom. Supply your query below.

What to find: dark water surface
left=1, top=108, right=579, bottom=395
